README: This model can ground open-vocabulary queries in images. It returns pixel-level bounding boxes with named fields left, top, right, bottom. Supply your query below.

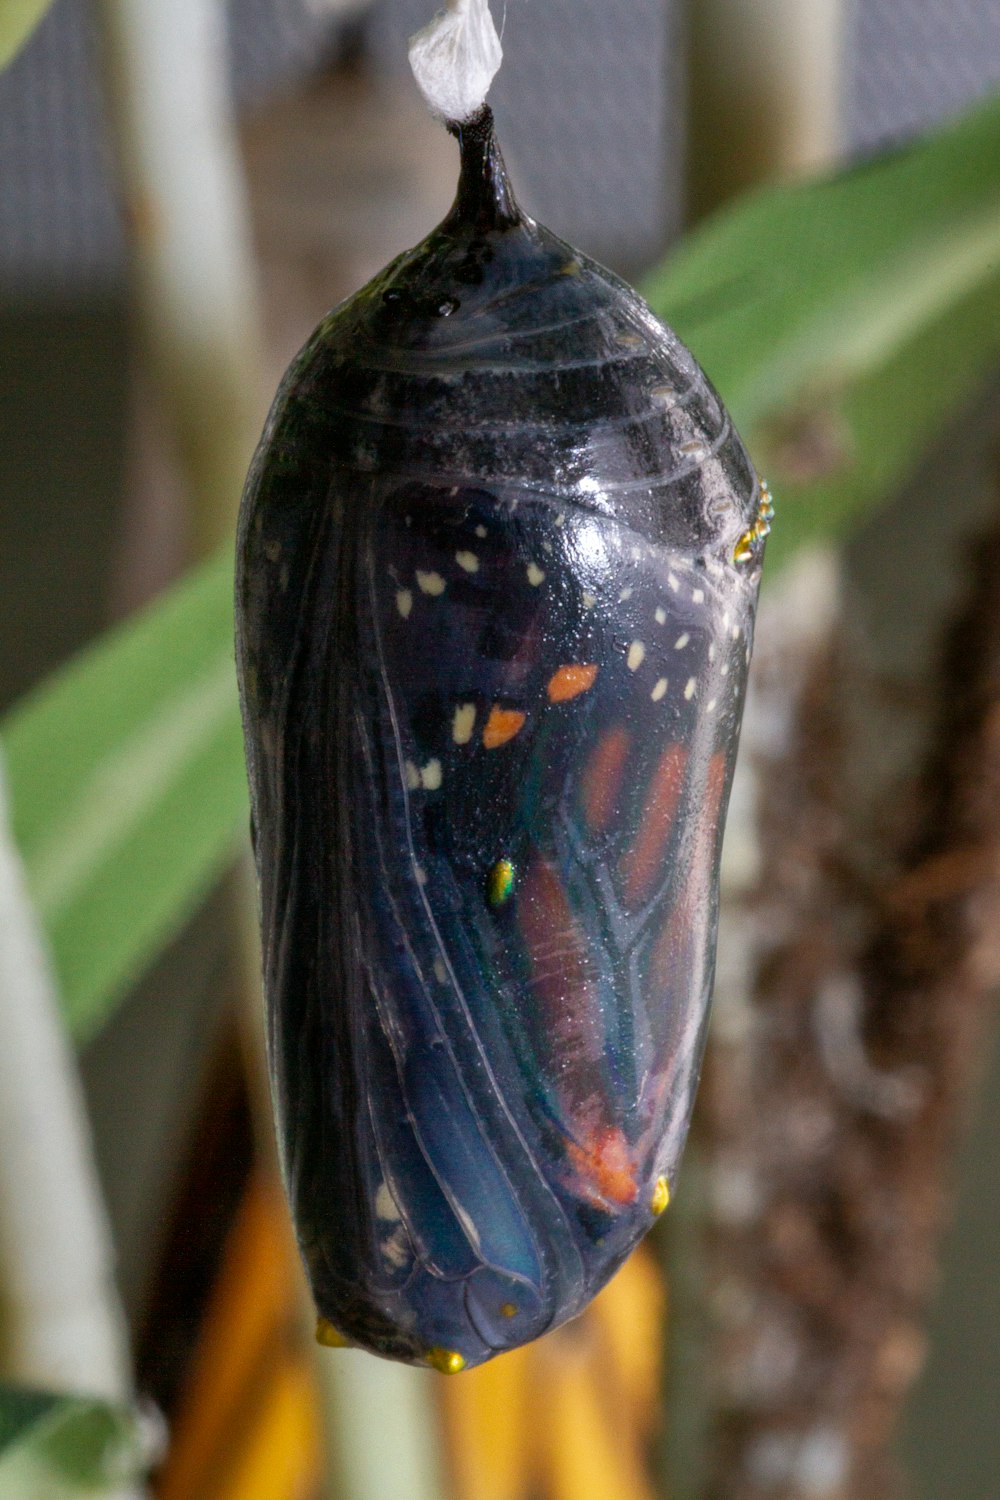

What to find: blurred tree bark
left=665, top=388, right=1000, bottom=1499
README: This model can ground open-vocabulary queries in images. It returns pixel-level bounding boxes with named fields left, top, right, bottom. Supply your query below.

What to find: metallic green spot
left=487, top=859, right=516, bottom=908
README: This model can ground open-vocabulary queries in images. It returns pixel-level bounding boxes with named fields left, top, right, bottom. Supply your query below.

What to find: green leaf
left=3, top=95, right=1000, bottom=1048
left=0, top=1384, right=146, bottom=1495
left=0, top=549, right=247, bottom=1043
left=0, top=0, right=54, bottom=68
left=642, top=90, right=1000, bottom=569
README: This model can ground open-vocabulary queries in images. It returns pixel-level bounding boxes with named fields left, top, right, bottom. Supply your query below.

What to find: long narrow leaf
left=643, top=91, right=1000, bottom=567
left=0, top=551, right=245, bottom=1043
left=0, top=0, right=54, bottom=67
left=3, top=96, right=1000, bottom=1044
left=0, top=1384, right=146, bottom=1495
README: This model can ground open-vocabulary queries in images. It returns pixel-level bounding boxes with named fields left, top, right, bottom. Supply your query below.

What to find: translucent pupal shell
left=235, top=111, right=767, bottom=1371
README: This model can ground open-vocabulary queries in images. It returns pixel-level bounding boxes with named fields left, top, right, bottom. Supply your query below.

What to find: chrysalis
left=236, top=12, right=770, bottom=1374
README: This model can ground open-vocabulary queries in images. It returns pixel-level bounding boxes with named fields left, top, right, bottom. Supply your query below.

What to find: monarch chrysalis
left=236, top=83, right=769, bottom=1371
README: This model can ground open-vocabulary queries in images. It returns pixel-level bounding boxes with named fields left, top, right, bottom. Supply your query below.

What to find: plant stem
left=94, top=7, right=451, bottom=1498
left=686, top=0, right=844, bottom=220
left=95, top=0, right=265, bottom=556
left=689, top=395, right=1000, bottom=1498
left=0, top=752, right=142, bottom=1497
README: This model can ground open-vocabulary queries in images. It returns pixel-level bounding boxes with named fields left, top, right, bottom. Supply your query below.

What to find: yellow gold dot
left=316, top=1317, right=351, bottom=1349
left=734, top=530, right=755, bottom=564
left=651, top=1176, right=670, bottom=1216
left=500, top=1302, right=519, bottom=1319
left=426, top=1347, right=466, bottom=1375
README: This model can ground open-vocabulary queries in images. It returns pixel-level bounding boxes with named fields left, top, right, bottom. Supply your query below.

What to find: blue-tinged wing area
left=235, top=107, right=767, bottom=1370
left=362, top=477, right=755, bottom=1224
left=239, top=456, right=756, bottom=1370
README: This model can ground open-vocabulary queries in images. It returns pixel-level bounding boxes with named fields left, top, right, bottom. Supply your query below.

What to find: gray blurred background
left=1, top=2, right=998, bottom=1494
left=5, top=0, right=999, bottom=290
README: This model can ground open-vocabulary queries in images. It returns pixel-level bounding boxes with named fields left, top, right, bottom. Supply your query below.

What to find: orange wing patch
left=483, top=706, right=527, bottom=750
left=547, top=663, right=599, bottom=703
left=567, top=1127, right=639, bottom=1209
left=581, top=727, right=630, bottom=833
left=646, top=750, right=728, bottom=1007
left=619, top=744, right=688, bottom=908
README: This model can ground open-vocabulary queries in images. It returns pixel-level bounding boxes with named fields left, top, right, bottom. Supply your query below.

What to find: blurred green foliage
left=1, top=91, right=998, bottom=1046
left=0, top=0, right=54, bottom=67
left=0, top=1384, right=147, bottom=1495
left=1, top=550, right=244, bottom=1043
left=646, top=92, right=1000, bottom=566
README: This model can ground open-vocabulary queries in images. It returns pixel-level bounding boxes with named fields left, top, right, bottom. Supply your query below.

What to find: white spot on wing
left=627, top=641, right=646, bottom=671
left=684, top=677, right=697, bottom=700
left=527, top=563, right=545, bottom=586
left=417, top=570, right=446, bottom=596
left=674, top=633, right=690, bottom=650
left=376, top=1183, right=400, bottom=1222
left=456, top=550, right=479, bottom=573
left=396, top=589, right=413, bottom=619
left=582, top=592, right=596, bottom=610
left=651, top=678, right=668, bottom=702
left=655, top=606, right=666, bottom=625
left=405, top=761, right=421, bottom=791
left=668, top=574, right=680, bottom=592
left=453, top=703, right=476, bottom=745
left=421, top=759, right=443, bottom=791
left=475, top=524, right=487, bottom=538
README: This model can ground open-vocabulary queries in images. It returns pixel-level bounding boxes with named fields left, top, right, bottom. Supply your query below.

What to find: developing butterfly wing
left=235, top=110, right=769, bottom=1372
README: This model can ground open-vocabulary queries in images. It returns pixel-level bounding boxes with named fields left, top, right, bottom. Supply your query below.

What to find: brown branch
left=692, top=492, right=1000, bottom=1499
